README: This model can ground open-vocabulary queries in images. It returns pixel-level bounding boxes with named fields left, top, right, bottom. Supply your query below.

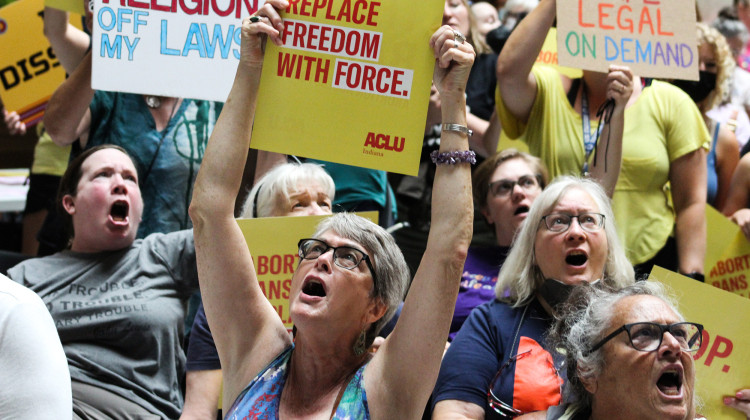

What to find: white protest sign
left=556, top=0, right=699, bottom=81
left=91, top=0, right=262, bottom=100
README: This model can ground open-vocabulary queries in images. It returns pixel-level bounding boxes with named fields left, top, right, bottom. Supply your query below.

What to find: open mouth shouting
left=301, top=278, right=327, bottom=298
left=565, top=250, right=588, bottom=267
left=656, top=366, right=684, bottom=398
left=109, top=200, right=130, bottom=225
left=514, top=205, right=530, bottom=216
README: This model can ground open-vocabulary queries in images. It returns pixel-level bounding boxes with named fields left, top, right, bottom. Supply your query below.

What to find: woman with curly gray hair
left=532, top=281, right=704, bottom=419
left=432, top=176, right=634, bottom=419
left=519, top=281, right=750, bottom=420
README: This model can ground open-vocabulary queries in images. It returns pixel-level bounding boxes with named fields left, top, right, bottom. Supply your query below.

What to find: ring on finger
left=250, top=15, right=261, bottom=23
left=453, top=30, right=465, bottom=45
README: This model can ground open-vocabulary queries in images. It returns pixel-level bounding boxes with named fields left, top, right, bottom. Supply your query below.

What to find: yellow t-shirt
left=497, top=66, right=710, bottom=264
left=31, top=123, right=70, bottom=176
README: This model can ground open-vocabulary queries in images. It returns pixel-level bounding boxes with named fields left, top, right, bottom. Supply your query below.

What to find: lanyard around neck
left=580, top=83, right=602, bottom=177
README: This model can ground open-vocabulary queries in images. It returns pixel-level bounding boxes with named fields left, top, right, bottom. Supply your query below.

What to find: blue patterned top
left=225, top=346, right=370, bottom=420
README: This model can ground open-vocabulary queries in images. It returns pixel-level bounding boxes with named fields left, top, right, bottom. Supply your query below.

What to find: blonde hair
left=697, top=22, right=735, bottom=111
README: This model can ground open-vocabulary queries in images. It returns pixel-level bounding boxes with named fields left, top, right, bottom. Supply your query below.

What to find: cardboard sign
left=556, top=0, right=698, bottom=81
left=0, top=0, right=74, bottom=126
left=236, top=211, right=377, bottom=331
left=651, top=266, right=749, bottom=419
left=705, top=205, right=750, bottom=299
left=250, top=0, right=443, bottom=176
left=537, top=28, right=582, bottom=79
left=90, top=0, right=260, bottom=100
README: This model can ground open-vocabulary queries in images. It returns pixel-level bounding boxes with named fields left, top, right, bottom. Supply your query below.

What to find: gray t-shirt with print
left=8, top=229, right=197, bottom=418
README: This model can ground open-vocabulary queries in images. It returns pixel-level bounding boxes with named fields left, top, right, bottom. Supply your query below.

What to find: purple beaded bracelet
left=430, top=150, right=477, bottom=165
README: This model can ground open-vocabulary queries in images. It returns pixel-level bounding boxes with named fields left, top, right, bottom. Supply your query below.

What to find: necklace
left=145, top=95, right=161, bottom=109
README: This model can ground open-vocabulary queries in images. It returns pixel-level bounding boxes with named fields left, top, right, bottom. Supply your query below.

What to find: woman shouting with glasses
left=526, top=281, right=704, bottom=420
left=432, top=176, right=634, bottom=419
left=189, top=0, right=476, bottom=418
left=447, top=150, right=549, bottom=342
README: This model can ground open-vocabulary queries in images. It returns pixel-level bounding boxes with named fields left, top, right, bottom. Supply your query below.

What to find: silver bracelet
left=441, top=123, right=473, bottom=137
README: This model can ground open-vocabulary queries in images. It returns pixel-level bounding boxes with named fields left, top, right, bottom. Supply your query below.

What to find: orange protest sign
left=651, top=266, right=749, bottom=419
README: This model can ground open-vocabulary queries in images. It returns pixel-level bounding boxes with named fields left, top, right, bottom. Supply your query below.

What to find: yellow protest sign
left=237, top=211, right=377, bottom=331
left=705, top=205, right=750, bottom=299
left=250, top=0, right=443, bottom=176
left=555, top=0, right=698, bottom=81
left=0, top=0, right=71, bottom=126
left=45, top=0, right=84, bottom=14
left=650, top=266, right=749, bottom=419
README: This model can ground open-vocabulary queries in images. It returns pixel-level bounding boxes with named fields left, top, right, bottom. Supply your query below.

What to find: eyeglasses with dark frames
left=586, top=322, right=704, bottom=356
left=540, top=212, right=605, bottom=233
left=489, top=175, right=541, bottom=197
left=297, top=238, right=378, bottom=287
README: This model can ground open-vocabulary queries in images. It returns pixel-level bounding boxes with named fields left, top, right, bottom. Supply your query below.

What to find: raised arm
left=366, top=25, right=475, bottom=419
left=43, top=7, right=90, bottom=74
left=188, top=0, right=291, bottom=407
left=495, top=0, right=556, bottom=122
left=589, top=65, right=633, bottom=197
left=43, top=51, right=93, bottom=146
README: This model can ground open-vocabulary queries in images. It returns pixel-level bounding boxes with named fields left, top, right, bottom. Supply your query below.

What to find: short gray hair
left=548, top=281, right=685, bottom=409
left=495, top=176, right=634, bottom=303
left=241, top=162, right=335, bottom=218
left=312, top=213, right=409, bottom=346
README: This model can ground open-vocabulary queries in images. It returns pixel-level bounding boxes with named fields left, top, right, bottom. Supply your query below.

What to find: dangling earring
left=353, top=329, right=367, bottom=356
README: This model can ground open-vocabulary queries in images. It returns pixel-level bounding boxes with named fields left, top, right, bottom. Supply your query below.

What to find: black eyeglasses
left=586, top=322, right=704, bottom=356
left=489, top=175, right=541, bottom=197
left=297, top=238, right=378, bottom=286
left=540, top=212, right=605, bottom=233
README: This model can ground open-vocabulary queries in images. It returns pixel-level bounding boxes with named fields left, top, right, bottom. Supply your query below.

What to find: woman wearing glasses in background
left=189, top=0, right=477, bottom=417
left=432, top=176, right=634, bottom=419
left=520, top=281, right=705, bottom=420
left=448, top=150, right=548, bottom=341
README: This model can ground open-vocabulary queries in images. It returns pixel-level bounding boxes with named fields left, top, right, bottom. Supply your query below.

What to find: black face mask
left=671, top=70, right=717, bottom=103
left=537, top=278, right=600, bottom=310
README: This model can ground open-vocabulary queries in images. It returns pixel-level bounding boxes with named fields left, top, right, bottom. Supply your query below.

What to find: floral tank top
left=225, top=346, right=370, bottom=419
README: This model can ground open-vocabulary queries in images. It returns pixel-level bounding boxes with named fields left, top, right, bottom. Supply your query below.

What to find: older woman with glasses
left=189, top=0, right=476, bottom=418
left=432, top=176, right=634, bottom=419
left=522, top=281, right=703, bottom=420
